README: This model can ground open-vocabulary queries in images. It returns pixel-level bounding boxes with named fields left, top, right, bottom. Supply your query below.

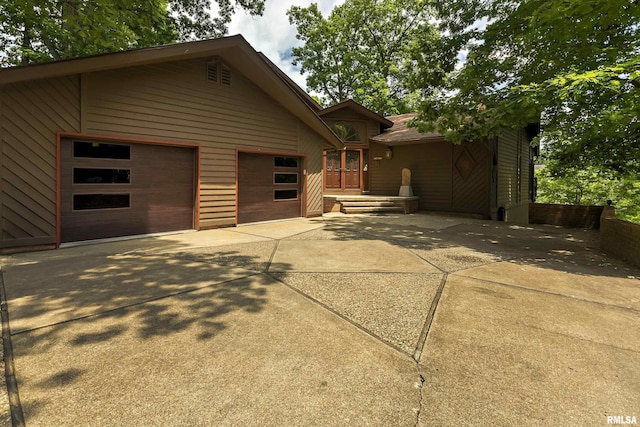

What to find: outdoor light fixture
left=385, top=146, right=393, bottom=160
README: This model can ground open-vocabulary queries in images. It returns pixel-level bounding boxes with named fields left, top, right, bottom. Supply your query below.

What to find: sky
left=226, top=0, right=345, bottom=91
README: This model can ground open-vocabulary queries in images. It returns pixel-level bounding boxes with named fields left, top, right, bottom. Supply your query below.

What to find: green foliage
left=536, top=167, right=640, bottom=224
left=288, top=0, right=451, bottom=115
left=413, top=0, right=639, bottom=176
left=0, top=0, right=265, bottom=66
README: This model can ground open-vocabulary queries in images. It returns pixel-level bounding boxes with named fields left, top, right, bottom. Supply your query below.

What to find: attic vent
left=207, top=58, right=231, bottom=86
left=221, top=63, right=232, bottom=86
left=207, top=59, right=219, bottom=82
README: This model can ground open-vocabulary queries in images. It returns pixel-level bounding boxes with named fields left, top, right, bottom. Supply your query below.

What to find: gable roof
left=0, top=35, right=342, bottom=149
left=319, top=99, right=394, bottom=129
left=257, top=52, right=322, bottom=113
left=370, top=113, right=444, bottom=146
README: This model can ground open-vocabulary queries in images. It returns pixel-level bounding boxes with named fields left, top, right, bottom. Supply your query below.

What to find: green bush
left=536, top=167, right=640, bottom=224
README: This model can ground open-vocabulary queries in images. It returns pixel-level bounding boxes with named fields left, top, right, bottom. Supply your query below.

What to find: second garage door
left=237, top=153, right=303, bottom=223
left=60, top=139, right=196, bottom=243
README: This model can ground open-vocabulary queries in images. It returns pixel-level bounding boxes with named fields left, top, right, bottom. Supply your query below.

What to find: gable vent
left=207, top=59, right=219, bottom=82
left=221, top=63, right=232, bottom=86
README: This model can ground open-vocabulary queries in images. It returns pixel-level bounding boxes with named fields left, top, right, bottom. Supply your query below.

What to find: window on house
left=274, top=189, right=298, bottom=200
left=73, top=168, right=130, bottom=184
left=274, top=173, right=298, bottom=184
left=274, top=156, right=298, bottom=168
left=73, top=194, right=130, bottom=210
left=74, top=141, right=130, bottom=159
left=329, top=122, right=362, bottom=142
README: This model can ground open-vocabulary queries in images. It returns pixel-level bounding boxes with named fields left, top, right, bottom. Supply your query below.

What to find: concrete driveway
left=0, top=213, right=639, bottom=426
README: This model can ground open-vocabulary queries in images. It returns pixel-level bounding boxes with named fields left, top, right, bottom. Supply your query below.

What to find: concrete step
left=334, top=196, right=408, bottom=203
left=341, top=206, right=405, bottom=214
left=340, top=201, right=397, bottom=208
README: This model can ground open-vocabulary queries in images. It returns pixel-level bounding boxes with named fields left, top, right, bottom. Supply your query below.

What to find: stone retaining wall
left=529, top=203, right=604, bottom=229
left=600, top=206, right=640, bottom=268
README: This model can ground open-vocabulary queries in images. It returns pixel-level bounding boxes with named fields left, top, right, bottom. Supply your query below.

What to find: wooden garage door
left=60, top=139, right=196, bottom=243
left=238, top=153, right=303, bottom=224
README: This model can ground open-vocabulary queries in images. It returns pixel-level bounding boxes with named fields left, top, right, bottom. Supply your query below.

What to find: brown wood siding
left=321, top=110, right=380, bottom=142
left=451, top=141, right=491, bottom=215
left=369, top=141, right=453, bottom=210
left=299, top=123, right=323, bottom=216
left=497, top=129, right=521, bottom=209
left=84, top=59, right=309, bottom=229
left=520, top=131, right=531, bottom=203
left=60, top=140, right=195, bottom=242
left=0, top=76, right=81, bottom=249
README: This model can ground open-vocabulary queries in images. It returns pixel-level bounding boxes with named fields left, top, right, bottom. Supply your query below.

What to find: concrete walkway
left=0, top=213, right=639, bottom=426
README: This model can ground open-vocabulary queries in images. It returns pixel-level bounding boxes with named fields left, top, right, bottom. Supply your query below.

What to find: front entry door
left=344, top=150, right=360, bottom=189
left=325, top=150, right=341, bottom=189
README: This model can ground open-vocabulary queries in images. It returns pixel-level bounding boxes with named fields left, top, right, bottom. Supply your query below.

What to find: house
left=319, top=103, right=537, bottom=222
left=0, top=35, right=343, bottom=252
left=0, top=35, right=535, bottom=253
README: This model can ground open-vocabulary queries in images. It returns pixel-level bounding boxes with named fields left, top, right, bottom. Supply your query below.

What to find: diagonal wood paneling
left=452, top=141, right=491, bottom=215
left=1, top=76, right=81, bottom=249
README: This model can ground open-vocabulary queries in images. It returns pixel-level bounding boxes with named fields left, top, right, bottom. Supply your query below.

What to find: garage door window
left=274, top=156, right=298, bottom=168
left=73, top=194, right=130, bottom=211
left=274, top=173, right=298, bottom=184
left=274, top=189, right=298, bottom=200
left=74, top=141, right=131, bottom=160
left=73, top=168, right=131, bottom=184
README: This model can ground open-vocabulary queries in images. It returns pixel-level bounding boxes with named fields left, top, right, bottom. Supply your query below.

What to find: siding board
left=3, top=169, right=56, bottom=213
left=1, top=75, right=80, bottom=249
left=87, top=110, right=297, bottom=146
left=2, top=125, right=56, bottom=177
left=370, top=141, right=453, bottom=210
left=299, top=123, right=324, bottom=215
left=6, top=83, right=79, bottom=133
left=3, top=201, right=53, bottom=237
left=497, top=129, right=531, bottom=222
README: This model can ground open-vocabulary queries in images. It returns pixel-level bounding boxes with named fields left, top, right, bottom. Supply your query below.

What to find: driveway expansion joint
left=515, top=322, right=640, bottom=354
left=226, top=229, right=278, bottom=240
left=454, top=273, right=640, bottom=314
left=267, top=272, right=414, bottom=359
left=265, top=239, right=281, bottom=272
left=11, top=272, right=263, bottom=337
left=0, top=270, right=24, bottom=426
left=413, top=273, right=448, bottom=361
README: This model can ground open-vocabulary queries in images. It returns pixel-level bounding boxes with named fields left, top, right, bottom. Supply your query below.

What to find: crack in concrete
left=411, top=273, right=448, bottom=426
left=413, top=362, right=426, bottom=427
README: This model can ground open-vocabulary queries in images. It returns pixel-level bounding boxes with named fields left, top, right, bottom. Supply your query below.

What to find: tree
left=412, top=0, right=639, bottom=177
left=287, top=0, right=450, bottom=115
left=536, top=166, right=640, bottom=224
left=0, top=0, right=265, bottom=66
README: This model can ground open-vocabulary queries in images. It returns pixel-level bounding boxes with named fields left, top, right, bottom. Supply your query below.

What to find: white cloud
left=227, top=0, right=345, bottom=91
